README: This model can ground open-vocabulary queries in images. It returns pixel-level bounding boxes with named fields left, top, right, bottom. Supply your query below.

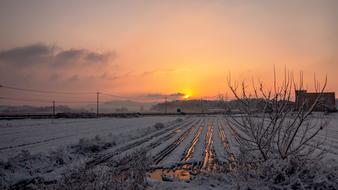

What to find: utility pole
left=165, top=96, right=168, bottom=114
left=0, top=85, right=2, bottom=100
left=96, top=92, right=100, bottom=117
left=52, top=100, right=55, bottom=117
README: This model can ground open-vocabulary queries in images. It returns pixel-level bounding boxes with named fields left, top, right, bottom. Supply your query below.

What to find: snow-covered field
left=0, top=116, right=179, bottom=159
left=0, top=114, right=337, bottom=189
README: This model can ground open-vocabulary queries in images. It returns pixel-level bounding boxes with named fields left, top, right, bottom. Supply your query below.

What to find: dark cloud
left=0, top=43, right=54, bottom=66
left=145, top=92, right=186, bottom=99
left=0, top=43, right=115, bottom=68
left=54, top=49, right=114, bottom=67
left=56, top=49, right=85, bottom=62
left=49, top=73, right=60, bottom=81
left=145, top=93, right=166, bottom=99
left=169, top=93, right=185, bottom=97
left=85, top=51, right=114, bottom=63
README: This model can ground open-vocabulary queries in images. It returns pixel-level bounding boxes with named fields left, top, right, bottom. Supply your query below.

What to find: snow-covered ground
left=0, top=116, right=179, bottom=159
left=0, top=114, right=337, bottom=189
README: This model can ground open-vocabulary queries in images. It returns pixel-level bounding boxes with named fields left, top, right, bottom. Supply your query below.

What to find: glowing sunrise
left=1, top=0, right=337, bottom=105
left=1, top=1, right=338, bottom=189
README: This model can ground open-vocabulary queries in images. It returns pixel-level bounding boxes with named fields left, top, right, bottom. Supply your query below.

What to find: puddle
left=148, top=168, right=192, bottom=181
left=148, top=119, right=229, bottom=181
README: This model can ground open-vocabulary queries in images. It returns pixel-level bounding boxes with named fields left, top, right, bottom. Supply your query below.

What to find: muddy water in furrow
left=181, top=126, right=202, bottom=161
left=87, top=118, right=196, bottom=168
left=149, top=119, right=204, bottom=181
left=201, top=121, right=216, bottom=171
left=218, top=123, right=229, bottom=149
left=148, top=117, right=229, bottom=181
left=152, top=121, right=197, bottom=164
left=148, top=119, right=203, bottom=181
left=149, top=167, right=191, bottom=181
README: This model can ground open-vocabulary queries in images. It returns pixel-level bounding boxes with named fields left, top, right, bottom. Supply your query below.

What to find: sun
left=181, top=88, right=193, bottom=100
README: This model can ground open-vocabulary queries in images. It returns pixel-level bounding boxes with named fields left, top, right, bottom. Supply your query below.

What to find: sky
left=0, top=0, right=337, bottom=105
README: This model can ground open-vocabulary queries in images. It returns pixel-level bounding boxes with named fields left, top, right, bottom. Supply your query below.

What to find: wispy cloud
left=140, top=68, right=186, bottom=77
left=49, top=73, right=60, bottom=82
left=67, top=75, right=80, bottom=82
left=100, top=73, right=120, bottom=81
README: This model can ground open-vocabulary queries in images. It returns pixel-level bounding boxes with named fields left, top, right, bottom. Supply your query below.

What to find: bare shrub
left=175, top=118, right=184, bottom=122
left=0, top=149, right=72, bottom=190
left=225, top=68, right=336, bottom=188
left=153, top=122, right=165, bottom=130
left=226, top=68, right=329, bottom=161
left=73, top=135, right=116, bottom=155
left=230, top=157, right=338, bottom=189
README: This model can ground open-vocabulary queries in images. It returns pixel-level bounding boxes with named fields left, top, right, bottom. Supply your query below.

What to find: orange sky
left=0, top=1, right=337, bottom=104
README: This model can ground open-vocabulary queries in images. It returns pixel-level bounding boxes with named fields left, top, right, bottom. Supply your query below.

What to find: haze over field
left=0, top=0, right=337, bottom=105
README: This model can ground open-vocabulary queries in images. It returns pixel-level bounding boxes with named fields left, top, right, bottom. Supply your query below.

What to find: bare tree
left=226, top=68, right=329, bottom=162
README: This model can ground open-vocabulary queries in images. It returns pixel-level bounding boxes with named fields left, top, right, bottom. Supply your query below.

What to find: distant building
left=295, top=90, right=336, bottom=112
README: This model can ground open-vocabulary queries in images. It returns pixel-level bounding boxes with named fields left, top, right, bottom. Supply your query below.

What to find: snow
left=89, top=117, right=196, bottom=166
left=189, top=118, right=209, bottom=163
left=147, top=118, right=199, bottom=164
left=0, top=116, right=179, bottom=159
left=212, top=118, right=228, bottom=163
left=1, top=113, right=338, bottom=189
left=159, top=120, right=201, bottom=165
left=147, top=174, right=232, bottom=190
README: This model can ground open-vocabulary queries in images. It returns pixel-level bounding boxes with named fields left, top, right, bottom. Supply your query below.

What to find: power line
left=0, top=84, right=95, bottom=95
left=0, top=97, right=51, bottom=103
left=0, top=84, right=133, bottom=100
left=52, top=100, right=55, bottom=116
left=58, top=100, right=97, bottom=104
left=0, top=97, right=96, bottom=104
left=1, top=93, right=93, bottom=100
